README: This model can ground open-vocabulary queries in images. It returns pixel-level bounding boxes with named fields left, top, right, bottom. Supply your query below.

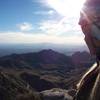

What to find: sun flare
left=46, top=0, right=86, bottom=17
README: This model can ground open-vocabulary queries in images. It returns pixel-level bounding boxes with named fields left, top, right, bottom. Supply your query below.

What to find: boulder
left=40, top=88, right=73, bottom=100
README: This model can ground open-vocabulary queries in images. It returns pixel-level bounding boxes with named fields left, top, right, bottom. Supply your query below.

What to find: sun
left=46, top=0, right=86, bottom=17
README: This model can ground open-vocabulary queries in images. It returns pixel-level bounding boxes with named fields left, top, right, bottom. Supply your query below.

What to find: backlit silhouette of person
left=74, top=0, right=100, bottom=100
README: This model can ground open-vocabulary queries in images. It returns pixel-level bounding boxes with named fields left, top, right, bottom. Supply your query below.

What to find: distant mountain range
left=0, top=49, right=93, bottom=70
left=71, top=51, right=94, bottom=67
left=0, top=43, right=88, bottom=57
left=0, top=49, right=74, bottom=70
left=0, top=49, right=94, bottom=100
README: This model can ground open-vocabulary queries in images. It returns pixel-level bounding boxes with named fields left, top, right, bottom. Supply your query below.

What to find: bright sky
left=0, top=0, right=86, bottom=45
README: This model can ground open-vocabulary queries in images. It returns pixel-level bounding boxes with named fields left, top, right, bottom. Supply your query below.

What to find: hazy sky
left=0, top=0, right=86, bottom=45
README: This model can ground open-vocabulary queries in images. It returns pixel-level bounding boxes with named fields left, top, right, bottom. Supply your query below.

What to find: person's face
left=81, top=24, right=91, bottom=36
left=80, top=24, right=96, bottom=55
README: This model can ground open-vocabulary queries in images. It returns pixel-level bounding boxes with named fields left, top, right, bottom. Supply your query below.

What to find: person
left=74, top=0, right=100, bottom=100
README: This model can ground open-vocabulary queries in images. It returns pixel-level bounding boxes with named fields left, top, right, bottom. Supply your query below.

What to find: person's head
left=79, top=0, right=100, bottom=60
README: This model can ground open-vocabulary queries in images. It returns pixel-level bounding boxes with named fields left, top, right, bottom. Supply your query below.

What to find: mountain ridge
left=0, top=49, right=74, bottom=70
left=0, top=49, right=93, bottom=100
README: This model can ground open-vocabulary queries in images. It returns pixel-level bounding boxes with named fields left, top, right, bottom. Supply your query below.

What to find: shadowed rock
left=40, top=88, right=73, bottom=100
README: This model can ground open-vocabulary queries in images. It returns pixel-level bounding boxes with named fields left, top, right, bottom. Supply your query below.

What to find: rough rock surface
left=40, top=88, right=73, bottom=100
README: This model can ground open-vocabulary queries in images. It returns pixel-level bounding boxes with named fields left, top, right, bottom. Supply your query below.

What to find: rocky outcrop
left=20, top=72, right=57, bottom=91
left=0, top=71, right=41, bottom=100
left=0, top=71, right=76, bottom=100
left=40, top=88, right=73, bottom=100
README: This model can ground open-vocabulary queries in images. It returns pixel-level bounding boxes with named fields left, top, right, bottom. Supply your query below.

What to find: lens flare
left=46, top=0, right=86, bottom=17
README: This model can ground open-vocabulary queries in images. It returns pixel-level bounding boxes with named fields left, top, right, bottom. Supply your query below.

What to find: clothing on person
left=74, top=62, right=100, bottom=100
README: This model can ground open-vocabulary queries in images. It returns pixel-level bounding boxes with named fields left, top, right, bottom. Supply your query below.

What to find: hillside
left=0, top=71, right=41, bottom=100
left=0, top=49, right=74, bottom=70
left=0, top=49, right=94, bottom=100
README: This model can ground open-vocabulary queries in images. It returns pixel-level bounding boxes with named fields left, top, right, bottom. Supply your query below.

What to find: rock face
left=0, top=71, right=41, bottom=100
left=20, top=72, right=57, bottom=91
left=40, top=88, right=73, bottom=100
left=0, top=71, right=75, bottom=100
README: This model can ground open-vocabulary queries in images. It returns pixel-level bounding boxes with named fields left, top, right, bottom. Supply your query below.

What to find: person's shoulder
left=74, top=62, right=99, bottom=100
